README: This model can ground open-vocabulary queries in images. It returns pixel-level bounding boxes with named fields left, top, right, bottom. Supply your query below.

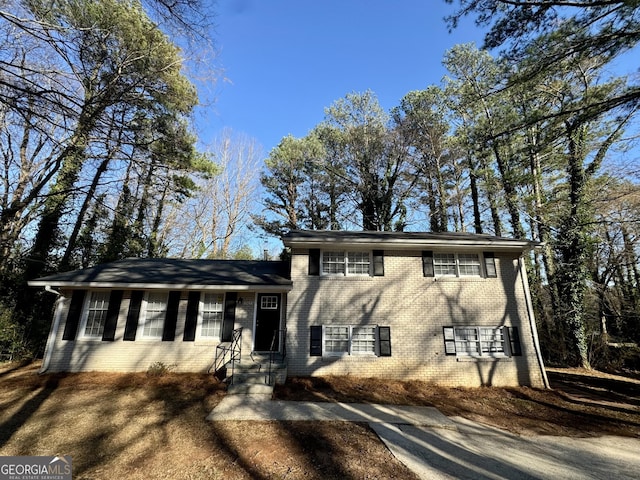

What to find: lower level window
left=200, top=293, right=224, bottom=338
left=444, top=326, right=512, bottom=357
left=82, top=291, right=110, bottom=338
left=141, top=292, right=168, bottom=339
left=323, top=325, right=377, bottom=356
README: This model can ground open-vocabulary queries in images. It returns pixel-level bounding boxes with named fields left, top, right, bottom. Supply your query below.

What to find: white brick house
left=30, top=230, right=548, bottom=388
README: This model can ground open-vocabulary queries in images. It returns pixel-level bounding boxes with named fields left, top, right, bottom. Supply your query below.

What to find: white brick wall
left=285, top=249, right=546, bottom=388
left=43, top=290, right=262, bottom=373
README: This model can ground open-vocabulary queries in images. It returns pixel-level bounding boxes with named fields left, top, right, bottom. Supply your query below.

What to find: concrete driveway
left=371, top=418, right=640, bottom=480
left=208, top=395, right=640, bottom=479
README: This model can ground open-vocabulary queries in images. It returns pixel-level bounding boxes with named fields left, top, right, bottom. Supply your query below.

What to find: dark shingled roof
left=29, top=258, right=292, bottom=289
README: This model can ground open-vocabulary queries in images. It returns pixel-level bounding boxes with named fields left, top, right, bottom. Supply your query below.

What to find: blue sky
left=199, top=0, right=484, bottom=155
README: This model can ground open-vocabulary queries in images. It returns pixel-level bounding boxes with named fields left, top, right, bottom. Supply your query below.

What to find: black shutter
left=221, top=293, right=237, bottom=342
left=308, top=248, right=320, bottom=276
left=508, top=326, right=522, bottom=356
left=373, top=250, right=384, bottom=276
left=124, top=290, right=143, bottom=341
left=62, top=290, right=86, bottom=340
left=310, top=325, right=322, bottom=356
left=183, top=291, right=200, bottom=341
left=443, top=326, right=456, bottom=355
left=162, top=291, right=181, bottom=341
left=101, top=290, right=123, bottom=341
left=378, top=326, right=391, bottom=356
left=422, top=251, right=434, bottom=277
left=484, top=252, right=497, bottom=278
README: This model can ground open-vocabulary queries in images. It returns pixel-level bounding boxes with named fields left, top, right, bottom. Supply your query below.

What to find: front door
left=254, top=293, right=281, bottom=351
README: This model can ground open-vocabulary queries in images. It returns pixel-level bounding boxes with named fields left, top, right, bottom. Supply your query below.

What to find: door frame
left=252, top=292, right=283, bottom=352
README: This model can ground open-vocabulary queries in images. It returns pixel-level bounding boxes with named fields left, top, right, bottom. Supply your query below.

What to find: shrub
left=146, top=361, right=177, bottom=377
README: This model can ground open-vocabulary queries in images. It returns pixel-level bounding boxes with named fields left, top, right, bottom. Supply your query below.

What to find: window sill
left=433, top=276, right=486, bottom=282
left=75, top=338, right=103, bottom=343
left=319, top=275, right=373, bottom=282
left=456, top=356, right=512, bottom=362
left=194, top=339, right=220, bottom=346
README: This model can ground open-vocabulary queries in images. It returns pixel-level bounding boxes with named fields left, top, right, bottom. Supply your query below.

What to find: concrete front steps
left=225, top=353, right=287, bottom=395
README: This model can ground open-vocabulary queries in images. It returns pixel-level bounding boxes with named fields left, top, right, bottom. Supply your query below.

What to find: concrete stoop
left=223, top=355, right=287, bottom=396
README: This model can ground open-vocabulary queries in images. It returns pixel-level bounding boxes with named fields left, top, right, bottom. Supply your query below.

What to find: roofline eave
left=283, top=239, right=540, bottom=251
left=28, top=281, right=293, bottom=292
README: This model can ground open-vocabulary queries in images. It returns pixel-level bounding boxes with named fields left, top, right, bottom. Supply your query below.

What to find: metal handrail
left=267, top=328, right=286, bottom=385
left=211, top=327, right=243, bottom=383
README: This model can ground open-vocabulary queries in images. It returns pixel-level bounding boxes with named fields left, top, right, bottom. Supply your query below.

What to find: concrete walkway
left=207, top=395, right=640, bottom=480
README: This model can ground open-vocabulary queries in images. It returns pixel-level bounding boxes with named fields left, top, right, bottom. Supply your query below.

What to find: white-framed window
left=200, top=293, right=224, bottom=338
left=444, top=326, right=508, bottom=357
left=434, top=253, right=481, bottom=277
left=260, top=295, right=278, bottom=310
left=80, top=291, right=110, bottom=338
left=322, top=251, right=371, bottom=276
left=140, top=291, right=168, bottom=339
left=323, top=325, right=378, bottom=356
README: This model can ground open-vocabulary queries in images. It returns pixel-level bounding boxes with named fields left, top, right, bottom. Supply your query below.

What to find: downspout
left=40, top=286, right=65, bottom=374
left=518, top=256, right=550, bottom=388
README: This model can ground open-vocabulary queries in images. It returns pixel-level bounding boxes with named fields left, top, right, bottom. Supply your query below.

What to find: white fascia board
left=28, top=281, right=292, bottom=292
left=284, top=239, right=538, bottom=252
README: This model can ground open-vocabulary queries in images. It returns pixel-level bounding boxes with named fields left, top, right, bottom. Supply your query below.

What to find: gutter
left=518, top=257, right=550, bottom=389
left=39, top=286, right=65, bottom=374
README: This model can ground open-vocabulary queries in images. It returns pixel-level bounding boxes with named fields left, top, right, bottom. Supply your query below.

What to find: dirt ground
left=1, top=362, right=639, bottom=480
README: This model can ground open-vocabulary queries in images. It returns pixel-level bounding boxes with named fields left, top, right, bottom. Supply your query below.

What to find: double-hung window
left=444, top=326, right=519, bottom=358
left=322, top=251, right=370, bottom=276
left=141, top=292, right=168, bottom=339
left=81, top=291, right=110, bottom=338
left=323, top=325, right=378, bottom=356
left=433, top=253, right=481, bottom=277
left=200, top=293, right=224, bottom=338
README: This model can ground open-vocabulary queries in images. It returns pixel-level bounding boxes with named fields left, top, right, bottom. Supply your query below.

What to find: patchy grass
left=1, top=362, right=639, bottom=479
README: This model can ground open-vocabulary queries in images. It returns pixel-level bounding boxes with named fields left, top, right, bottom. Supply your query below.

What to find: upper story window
left=80, top=291, right=110, bottom=338
left=424, top=251, right=495, bottom=278
left=433, top=253, right=481, bottom=277
left=322, top=251, right=370, bottom=276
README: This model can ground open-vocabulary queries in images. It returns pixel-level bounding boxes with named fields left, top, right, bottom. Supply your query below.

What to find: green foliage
left=0, top=303, right=31, bottom=361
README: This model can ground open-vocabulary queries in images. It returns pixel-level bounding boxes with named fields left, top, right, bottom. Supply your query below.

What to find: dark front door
left=255, top=293, right=281, bottom=351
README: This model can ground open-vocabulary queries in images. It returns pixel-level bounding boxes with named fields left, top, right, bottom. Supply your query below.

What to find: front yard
left=1, top=362, right=639, bottom=479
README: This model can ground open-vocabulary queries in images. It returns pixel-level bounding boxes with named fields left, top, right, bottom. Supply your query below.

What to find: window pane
left=325, top=326, right=349, bottom=353
left=454, top=327, right=480, bottom=355
left=347, top=252, right=370, bottom=275
left=458, top=253, right=481, bottom=276
left=84, top=291, right=110, bottom=337
left=143, top=292, right=167, bottom=338
left=352, top=326, right=376, bottom=354
left=322, top=252, right=345, bottom=274
left=480, top=327, right=505, bottom=354
left=201, top=293, right=223, bottom=338
left=434, top=253, right=456, bottom=276
left=261, top=295, right=278, bottom=309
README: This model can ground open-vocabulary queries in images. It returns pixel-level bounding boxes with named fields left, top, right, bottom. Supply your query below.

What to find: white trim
left=40, top=294, right=65, bottom=374
left=28, top=281, right=292, bottom=291
left=321, top=324, right=378, bottom=357
left=78, top=290, right=110, bottom=339
left=518, top=256, right=550, bottom=388
left=196, top=292, right=225, bottom=341
left=137, top=291, right=168, bottom=340
left=252, top=292, right=283, bottom=352
left=320, top=250, right=372, bottom=277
